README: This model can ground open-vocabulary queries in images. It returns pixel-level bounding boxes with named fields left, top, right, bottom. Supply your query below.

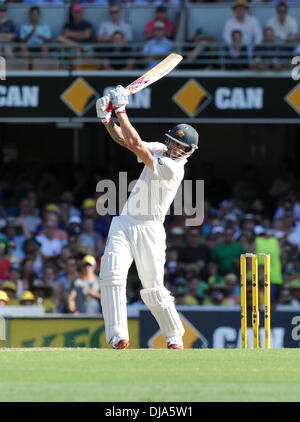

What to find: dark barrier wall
left=1, top=72, right=300, bottom=123
left=140, top=307, right=300, bottom=349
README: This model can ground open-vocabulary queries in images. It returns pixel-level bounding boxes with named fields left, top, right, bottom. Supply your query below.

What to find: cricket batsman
left=96, top=85, right=199, bottom=350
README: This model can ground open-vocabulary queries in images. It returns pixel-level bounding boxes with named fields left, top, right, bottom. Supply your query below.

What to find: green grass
left=0, top=348, right=300, bottom=402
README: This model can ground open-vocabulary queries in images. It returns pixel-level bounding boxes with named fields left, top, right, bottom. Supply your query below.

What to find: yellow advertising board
left=8, top=318, right=139, bottom=348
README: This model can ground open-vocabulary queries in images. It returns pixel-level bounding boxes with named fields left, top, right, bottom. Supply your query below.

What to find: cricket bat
left=125, top=53, right=183, bottom=95
left=99, top=53, right=182, bottom=110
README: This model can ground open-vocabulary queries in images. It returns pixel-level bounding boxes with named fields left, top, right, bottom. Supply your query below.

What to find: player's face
left=167, top=140, right=190, bottom=159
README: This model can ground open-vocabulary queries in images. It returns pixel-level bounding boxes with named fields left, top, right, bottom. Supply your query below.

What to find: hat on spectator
left=170, top=226, right=184, bottom=236
left=2, top=281, right=17, bottom=292
left=153, top=21, right=165, bottom=30
left=82, top=255, right=96, bottom=266
left=173, top=286, right=188, bottom=298
left=244, top=213, right=256, bottom=221
left=68, top=216, right=82, bottom=225
left=254, top=225, right=266, bottom=235
left=72, top=3, right=83, bottom=12
left=207, top=281, right=228, bottom=293
left=44, top=203, right=59, bottom=213
left=224, top=213, right=238, bottom=222
left=0, top=290, right=9, bottom=303
left=31, top=280, right=53, bottom=297
left=82, top=198, right=96, bottom=209
left=20, top=290, right=36, bottom=302
left=212, top=225, right=224, bottom=234
left=232, top=0, right=249, bottom=10
left=195, top=27, right=208, bottom=39
left=224, top=273, right=238, bottom=285
left=174, top=276, right=187, bottom=286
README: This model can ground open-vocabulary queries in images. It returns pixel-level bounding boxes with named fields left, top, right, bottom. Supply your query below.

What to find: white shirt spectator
left=97, top=19, right=133, bottom=42
left=36, top=234, right=65, bottom=257
left=223, top=14, right=263, bottom=45
left=267, top=15, right=298, bottom=41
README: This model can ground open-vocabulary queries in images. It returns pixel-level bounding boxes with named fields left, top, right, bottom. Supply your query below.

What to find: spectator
left=223, top=0, right=262, bottom=46
left=68, top=216, right=82, bottom=237
left=289, top=279, right=300, bottom=306
left=8, top=264, right=26, bottom=299
left=255, top=228, right=283, bottom=301
left=267, top=3, right=298, bottom=42
left=102, top=31, right=135, bottom=71
left=203, top=283, right=229, bottom=306
left=2, top=217, right=31, bottom=261
left=144, top=6, right=176, bottom=41
left=38, top=211, right=68, bottom=242
left=68, top=255, right=101, bottom=314
left=81, top=198, right=110, bottom=239
left=19, top=290, right=36, bottom=306
left=276, top=287, right=294, bottom=306
left=167, top=226, right=185, bottom=249
left=178, top=227, right=211, bottom=281
left=250, top=27, right=291, bottom=71
left=22, top=238, right=43, bottom=277
left=212, top=227, right=246, bottom=276
left=55, top=256, right=79, bottom=294
left=18, top=197, right=42, bottom=234
left=225, top=30, right=250, bottom=70
left=142, top=21, right=173, bottom=69
left=20, top=6, right=51, bottom=56
left=223, top=273, right=240, bottom=306
left=0, top=239, right=10, bottom=281
left=187, top=277, right=205, bottom=305
left=0, top=4, right=17, bottom=58
left=36, top=221, right=65, bottom=257
left=31, top=279, right=57, bottom=313
left=173, top=286, right=198, bottom=306
left=42, top=265, right=64, bottom=311
left=80, top=216, right=104, bottom=255
left=57, top=4, right=93, bottom=48
left=0, top=290, right=9, bottom=307
left=58, top=191, right=81, bottom=219
left=1, top=281, right=19, bottom=305
left=21, top=257, right=38, bottom=288
left=182, top=27, right=219, bottom=70
left=97, top=3, right=133, bottom=43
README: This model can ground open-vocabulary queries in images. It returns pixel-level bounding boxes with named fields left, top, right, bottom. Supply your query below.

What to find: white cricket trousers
left=99, top=215, right=184, bottom=344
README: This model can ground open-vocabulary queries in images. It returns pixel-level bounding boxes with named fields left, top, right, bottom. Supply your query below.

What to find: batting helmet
left=165, top=124, right=199, bottom=159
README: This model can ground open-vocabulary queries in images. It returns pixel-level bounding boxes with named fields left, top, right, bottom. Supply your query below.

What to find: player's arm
left=110, top=85, right=154, bottom=170
left=96, top=87, right=154, bottom=169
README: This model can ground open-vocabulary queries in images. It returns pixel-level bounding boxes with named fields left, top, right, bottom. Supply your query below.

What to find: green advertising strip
left=1, top=71, right=300, bottom=122
left=7, top=317, right=139, bottom=349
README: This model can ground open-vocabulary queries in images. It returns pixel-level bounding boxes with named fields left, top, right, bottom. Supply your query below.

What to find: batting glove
left=109, top=85, right=129, bottom=113
left=96, top=95, right=113, bottom=124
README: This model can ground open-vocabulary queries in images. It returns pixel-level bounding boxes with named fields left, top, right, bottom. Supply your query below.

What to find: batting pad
left=100, top=285, right=129, bottom=344
left=140, top=287, right=185, bottom=339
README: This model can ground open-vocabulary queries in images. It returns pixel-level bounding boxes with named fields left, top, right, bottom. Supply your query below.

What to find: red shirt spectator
left=144, top=6, right=176, bottom=40
left=0, top=239, right=11, bottom=281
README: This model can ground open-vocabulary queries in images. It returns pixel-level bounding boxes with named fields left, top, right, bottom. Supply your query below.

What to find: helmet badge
left=175, top=129, right=184, bottom=138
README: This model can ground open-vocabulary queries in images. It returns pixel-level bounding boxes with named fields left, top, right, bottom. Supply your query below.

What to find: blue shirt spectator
left=142, top=21, right=173, bottom=68
left=20, top=6, right=51, bottom=49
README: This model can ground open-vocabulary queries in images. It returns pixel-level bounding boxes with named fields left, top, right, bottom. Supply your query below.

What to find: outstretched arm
left=96, top=87, right=154, bottom=169
left=115, top=110, right=154, bottom=170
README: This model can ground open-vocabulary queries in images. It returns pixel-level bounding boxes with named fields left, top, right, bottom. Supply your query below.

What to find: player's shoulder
left=142, top=141, right=167, bottom=154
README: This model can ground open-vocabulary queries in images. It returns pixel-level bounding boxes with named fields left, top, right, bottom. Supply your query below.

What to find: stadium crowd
left=1, top=160, right=300, bottom=314
left=0, top=0, right=298, bottom=70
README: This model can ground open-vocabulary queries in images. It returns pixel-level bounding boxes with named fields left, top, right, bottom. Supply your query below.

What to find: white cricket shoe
left=111, top=336, right=130, bottom=350
left=167, top=336, right=183, bottom=349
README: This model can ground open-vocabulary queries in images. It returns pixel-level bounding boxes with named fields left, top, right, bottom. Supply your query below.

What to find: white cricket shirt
left=121, top=141, right=187, bottom=222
